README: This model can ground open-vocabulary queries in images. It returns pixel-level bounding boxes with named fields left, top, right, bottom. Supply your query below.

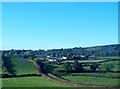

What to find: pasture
left=99, top=56, right=120, bottom=59
left=3, top=57, right=38, bottom=75
left=2, top=56, right=120, bottom=87
left=60, top=57, right=120, bottom=72
left=68, top=73, right=120, bottom=78
left=62, top=76, right=119, bottom=86
left=2, top=76, right=72, bottom=87
left=61, top=59, right=104, bottom=64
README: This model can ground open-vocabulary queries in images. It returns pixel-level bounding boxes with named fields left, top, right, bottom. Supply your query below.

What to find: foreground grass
left=62, top=76, right=119, bottom=86
left=2, top=76, right=72, bottom=87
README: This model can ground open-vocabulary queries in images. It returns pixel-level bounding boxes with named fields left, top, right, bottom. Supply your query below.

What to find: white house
left=62, top=57, right=67, bottom=60
left=80, top=55, right=85, bottom=58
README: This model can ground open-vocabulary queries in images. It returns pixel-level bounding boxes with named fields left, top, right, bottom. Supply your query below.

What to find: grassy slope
left=62, top=76, right=119, bottom=86
left=2, top=76, right=72, bottom=87
left=106, top=60, right=119, bottom=71
left=9, top=57, right=38, bottom=75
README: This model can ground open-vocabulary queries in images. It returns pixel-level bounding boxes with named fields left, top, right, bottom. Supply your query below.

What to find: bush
left=98, top=62, right=115, bottom=72
left=73, top=60, right=83, bottom=72
left=90, top=63, right=98, bottom=72
left=62, top=62, right=73, bottom=72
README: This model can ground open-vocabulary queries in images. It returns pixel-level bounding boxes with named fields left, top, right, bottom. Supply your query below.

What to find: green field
left=61, top=59, right=104, bottom=63
left=69, top=73, right=120, bottom=78
left=2, top=56, right=120, bottom=87
left=2, top=76, right=72, bottom=87
left=99, top=56, right=120, bottom=59
left=3, top=57, right=38, bottom=75
left=61, top=57, right=119, bottom=72
left=104, top=60, right=119, bottom=71
left=62, top=76, right=119, bottom=86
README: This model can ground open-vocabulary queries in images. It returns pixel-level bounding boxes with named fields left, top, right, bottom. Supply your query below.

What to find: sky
left=0, top=2, right=2, bottom=50
left=1, top=0, right=120, bottom=2
left=2, top=2, right=118, bottom=50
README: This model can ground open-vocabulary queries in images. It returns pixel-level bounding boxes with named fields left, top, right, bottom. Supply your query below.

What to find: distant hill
left=83, top=44, right=120, bottom=56
left=2, top=44, right=120, bottom=58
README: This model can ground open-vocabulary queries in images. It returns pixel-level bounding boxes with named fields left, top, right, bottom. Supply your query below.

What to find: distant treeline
left=1, top=44, right=120, bottom=59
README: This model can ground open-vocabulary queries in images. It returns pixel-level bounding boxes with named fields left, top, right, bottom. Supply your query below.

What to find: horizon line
left=1, top=43, right=119, bottom=51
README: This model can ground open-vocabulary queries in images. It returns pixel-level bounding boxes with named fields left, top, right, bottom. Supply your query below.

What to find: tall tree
left=73, top=60, right=83, bottom=72
left=63, top=62, right=72, bottom=72
left=90, top=63, right=98, bottom=72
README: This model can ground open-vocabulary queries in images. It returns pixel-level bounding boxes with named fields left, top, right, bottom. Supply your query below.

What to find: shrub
left=98, top=62, right=114, bottom=72
left=90, top=63, right=98, bottom=72
left=73, top=60, right=83, bottom=72
left=62, top=62, right=73, bottom=72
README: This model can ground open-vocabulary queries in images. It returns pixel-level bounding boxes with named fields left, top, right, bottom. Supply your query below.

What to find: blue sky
left=0, top=2, right=2, bottom=50
left=2, top=2, right=118, bottom=50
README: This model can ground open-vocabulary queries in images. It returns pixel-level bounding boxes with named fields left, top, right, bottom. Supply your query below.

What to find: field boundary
left=1, top=74, right=41, bottom=78
left=65, top=73, right=120, bottom=79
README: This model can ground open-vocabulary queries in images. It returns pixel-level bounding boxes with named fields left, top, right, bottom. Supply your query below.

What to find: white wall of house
left=48, top=59, right=55, bottom=62
left=62, top=57, right=67, bottom=59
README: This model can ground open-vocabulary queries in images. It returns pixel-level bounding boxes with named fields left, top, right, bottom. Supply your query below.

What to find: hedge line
left=1, top=74, right=42, bottom=78
left=65, top=73, right=120, bottom=79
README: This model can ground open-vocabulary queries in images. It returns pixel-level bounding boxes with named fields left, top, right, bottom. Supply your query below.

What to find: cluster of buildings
left=46, top=56, right=67, bottom=62
left=46, top=55, right=96, bottom=62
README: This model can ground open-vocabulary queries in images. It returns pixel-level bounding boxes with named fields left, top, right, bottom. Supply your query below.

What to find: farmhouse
left=80, top=55, right=85, bottom=58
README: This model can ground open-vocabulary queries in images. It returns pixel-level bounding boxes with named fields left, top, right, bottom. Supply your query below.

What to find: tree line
left=1, top=44, right=120, bottom=60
